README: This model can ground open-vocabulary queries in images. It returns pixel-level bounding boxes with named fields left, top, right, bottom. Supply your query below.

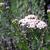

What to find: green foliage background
left=0, top=0, right=50, bottom=50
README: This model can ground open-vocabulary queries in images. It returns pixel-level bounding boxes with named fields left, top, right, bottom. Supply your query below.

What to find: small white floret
left=18, top=14, right=47, bottom=30
left=25, top=14, right=38, bottom=19
left=36, top=21, right=47, bottom=29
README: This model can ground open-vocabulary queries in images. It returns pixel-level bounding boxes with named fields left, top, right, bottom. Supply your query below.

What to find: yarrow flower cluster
left=19, top=14, right=47, bottom=29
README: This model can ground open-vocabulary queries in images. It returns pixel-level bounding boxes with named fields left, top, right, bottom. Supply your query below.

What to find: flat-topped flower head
left=36, top=21, right=47, bottom=29
left=25, top=14, right=38, bottom=19
left=19, top=14, right=47, bottom=30
left=19, top=18, right=29, bottom=24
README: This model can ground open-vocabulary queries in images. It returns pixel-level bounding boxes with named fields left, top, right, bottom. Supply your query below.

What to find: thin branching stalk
left=38, top=28, right=47, bottom=50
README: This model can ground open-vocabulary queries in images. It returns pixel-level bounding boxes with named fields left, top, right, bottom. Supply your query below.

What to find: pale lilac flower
left=25, top=14, right=38, bottom=19
left=19, top=19, right=28, bottom=24
left=27, top=19, right=40, bottom=29
left=27, top=22, right=36, bottom=28
left=19, top=14, right=47, bottom=30
left=36, top=21, right=47, bottom=29
left=19, top=18, right=30, bottom=26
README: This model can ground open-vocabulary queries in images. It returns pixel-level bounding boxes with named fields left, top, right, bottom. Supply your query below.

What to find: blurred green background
left=0, top=0, right=50, bottom=50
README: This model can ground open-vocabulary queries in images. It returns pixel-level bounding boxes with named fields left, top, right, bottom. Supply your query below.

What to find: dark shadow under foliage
left=0, top=36, right=16, bottom=50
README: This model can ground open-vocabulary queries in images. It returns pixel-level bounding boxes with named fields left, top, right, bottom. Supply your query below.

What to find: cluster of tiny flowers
left=19, top=14, right=47, bottom=29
